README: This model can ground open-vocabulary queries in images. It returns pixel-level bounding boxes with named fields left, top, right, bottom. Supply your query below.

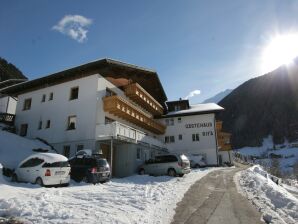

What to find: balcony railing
left=96, top=121, right=167, bottom=149
left=0, top=113, right=15, bottom=125
left=103, top=95, right=166, bottom=134
left=124, top=83, right=164, bottom=115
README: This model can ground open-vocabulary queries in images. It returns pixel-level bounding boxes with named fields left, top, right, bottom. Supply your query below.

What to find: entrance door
left=218, top=155, right=223, bottom=166
left=101, top=144, right=111, bottom=162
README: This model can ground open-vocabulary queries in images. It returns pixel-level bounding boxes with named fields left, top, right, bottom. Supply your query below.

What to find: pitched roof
left=0, top=58, right=167, bottom=105
left=162, top=103, right=224, bottom=117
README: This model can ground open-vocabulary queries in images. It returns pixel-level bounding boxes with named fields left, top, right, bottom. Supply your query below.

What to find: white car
left=187, top=154, right=206, bottom=168
left=11, top=153, right=70, bottom=186
left=139, top=154, right=191, bottom=177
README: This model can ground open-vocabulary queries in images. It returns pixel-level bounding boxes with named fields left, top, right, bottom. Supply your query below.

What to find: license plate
left=55, top=171, right=65, bottom=175
left=101, top=173, right=107, bottom=177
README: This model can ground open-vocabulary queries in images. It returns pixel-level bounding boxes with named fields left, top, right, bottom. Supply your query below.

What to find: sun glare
left=261, top=33, right=298, bottom=74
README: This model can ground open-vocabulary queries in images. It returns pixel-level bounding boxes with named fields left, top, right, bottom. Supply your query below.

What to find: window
left=41, top=94, right=46, bottom=102
left=165, top=136, right=169, bottom=143
left=63, top=145, right=71, bottom=158
left=155, top=155, right=178, bottom=163
left=20, top=124, right=28, bottom=136
left=106, top=88, right=116, bottom=97
left=179, top=134, right=183, bottom=140
left=46, top=120, right=51, bottom=129
left=170, top=136, right=175, bottom=143
left=137, top=148, right=142, bottom=160
left=174, top=105, right=181, bottom=111
left=43, top=161, right=69, bottom=168
left=49, top=92, right=53, bottom=101
left=76, top=144, right=84, bottom=152
left=69, top=87, right=79, bottom=100
left=192, top=133, right=200, bottom=142
left=67, top=115, right=77, bottom=130
left=20, top=158, right=44, bottom=168
left=23, top=98, right=32, bottom=110
left=165, top=118, right=174, bottom=126
left=38, top=121, right=42, bottom=130
left=165, top=136, right=175, bottom=143
left=178, top=117, right=182, bottom=123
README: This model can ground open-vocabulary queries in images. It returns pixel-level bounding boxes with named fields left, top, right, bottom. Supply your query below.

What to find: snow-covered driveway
left=0, top=168, right=219, bottom=224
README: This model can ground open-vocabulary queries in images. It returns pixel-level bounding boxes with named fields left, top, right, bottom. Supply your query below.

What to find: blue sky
left=1, top=0, right=298, bottom=103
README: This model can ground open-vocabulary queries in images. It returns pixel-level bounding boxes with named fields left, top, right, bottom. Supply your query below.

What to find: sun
left=261, top=33, right=298, bottom=74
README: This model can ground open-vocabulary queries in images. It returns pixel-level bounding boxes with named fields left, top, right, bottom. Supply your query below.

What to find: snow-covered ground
left=236, top=136, right=298, bottom=174
left=235, top=165, right=298, bottom=224
left=0, top=165, right=221, bottom=224
left=0, top=129, right=53, bottom=169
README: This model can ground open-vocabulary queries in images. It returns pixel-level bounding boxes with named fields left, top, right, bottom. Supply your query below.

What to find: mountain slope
left=0, top=57, right=27, bottom=81
left=203, top=89, right=233, bottom=103
left=217, top=60, right=298, bottom=148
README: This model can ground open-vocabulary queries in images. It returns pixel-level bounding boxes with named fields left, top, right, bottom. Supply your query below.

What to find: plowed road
left=172, top=165, right=263, bottom=224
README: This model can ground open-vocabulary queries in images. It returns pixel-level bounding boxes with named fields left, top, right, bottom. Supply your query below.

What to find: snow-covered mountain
left=203, top=89, right=233, bottom=103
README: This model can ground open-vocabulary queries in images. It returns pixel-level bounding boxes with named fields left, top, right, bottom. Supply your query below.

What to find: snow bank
left=0, top=168, right=221, bottom=224
left=0, top=163, right=5, bottom=184
left=235, top=165, right=298, bottom=224
left=0, top=130, right=53, bottom=169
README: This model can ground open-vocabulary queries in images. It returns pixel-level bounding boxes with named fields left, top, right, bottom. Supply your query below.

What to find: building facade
left=1, top=59, right=168, bottom=177
left=1, top=59, right=230, bottom=176
left=158, top=100, right=225, bottom=166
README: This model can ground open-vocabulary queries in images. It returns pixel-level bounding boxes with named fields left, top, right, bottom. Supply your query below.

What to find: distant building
left=157, top=99, right=225, bottom=165
left=0, top=79, right=26, bottom=114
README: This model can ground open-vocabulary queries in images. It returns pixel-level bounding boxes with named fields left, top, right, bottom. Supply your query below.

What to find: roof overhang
left=0, top=58, right=167, bottom=105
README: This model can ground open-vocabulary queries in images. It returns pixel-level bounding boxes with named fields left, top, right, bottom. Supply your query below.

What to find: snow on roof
left=166, top=103, right=224, bottom=116
left=25, top=153, right=68, bottom=163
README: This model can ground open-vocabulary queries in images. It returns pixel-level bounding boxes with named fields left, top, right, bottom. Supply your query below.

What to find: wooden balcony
left=216, top=120, right=232, bottom=151
left=103, top=95, right=166, bottom=134
left=217, top=132, right=232, bottom=151
left=124, top=83, right=164, bottom=115
left=218, top=144, right=232, bottom=151
left=216, top=120, right=223, bottom=131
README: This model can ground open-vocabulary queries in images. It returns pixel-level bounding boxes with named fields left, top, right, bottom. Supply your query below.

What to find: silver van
left=139, top=154, right=191, bottom=177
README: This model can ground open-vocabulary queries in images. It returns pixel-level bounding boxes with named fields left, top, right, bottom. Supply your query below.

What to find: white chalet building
left=1, top=59, right=168, bottom=177
left=158, top=99, right=225, bottom=166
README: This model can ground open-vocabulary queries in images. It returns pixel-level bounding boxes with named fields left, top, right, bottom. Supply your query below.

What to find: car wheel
left=139, top=168, right=145, bottom=175
left=36, top=177, right=44, bottom=187
left=195, top=164, right=200, bottom=168
left=168, top=169, right=176, bottom=177
left=179, top=174, right=184, bottom=177
left=11, top=173, right=18, bottom=182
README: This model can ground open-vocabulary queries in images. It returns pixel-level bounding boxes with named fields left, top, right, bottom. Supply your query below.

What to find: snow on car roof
left=165, top=103, right=224, bottom=116
left=27, top=153, right=68, bottom=163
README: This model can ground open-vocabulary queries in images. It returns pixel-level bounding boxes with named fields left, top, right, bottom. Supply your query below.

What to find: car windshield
left=42, top=161, right=70, bottom=167
left=96, top=159, right=107, bottom=166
